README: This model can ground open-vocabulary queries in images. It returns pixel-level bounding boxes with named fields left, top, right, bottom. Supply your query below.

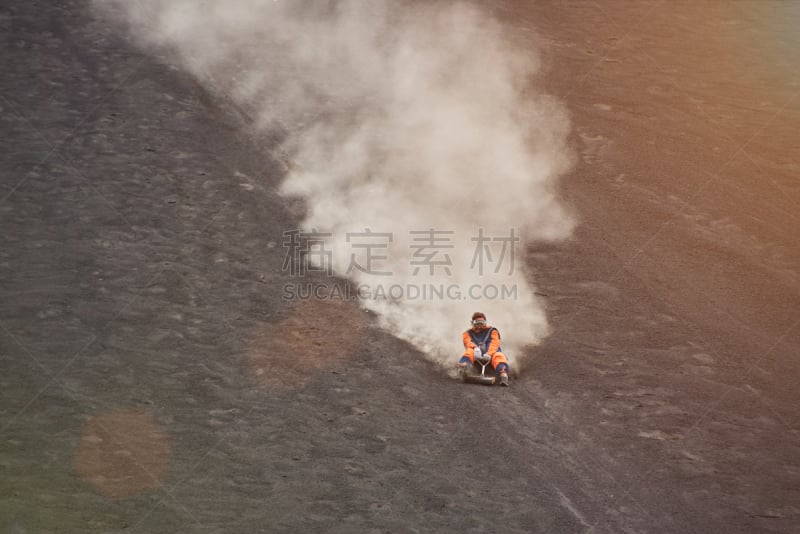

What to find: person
left=458, top=312, right=509, bottom=386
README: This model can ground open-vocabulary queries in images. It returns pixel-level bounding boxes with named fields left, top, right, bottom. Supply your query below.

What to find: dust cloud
left=94, top=0, right=575, bottom=365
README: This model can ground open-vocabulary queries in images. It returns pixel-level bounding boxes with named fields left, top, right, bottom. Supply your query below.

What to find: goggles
left=471, top=319, right=487, bottom=326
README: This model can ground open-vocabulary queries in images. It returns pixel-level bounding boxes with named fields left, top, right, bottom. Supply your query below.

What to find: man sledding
left=457, top=311, right=510, bottom=386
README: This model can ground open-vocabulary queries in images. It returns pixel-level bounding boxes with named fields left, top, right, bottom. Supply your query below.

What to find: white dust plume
left=94, top=0, right=575, bottom=365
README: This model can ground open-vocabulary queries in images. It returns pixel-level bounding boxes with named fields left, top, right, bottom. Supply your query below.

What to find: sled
left=462, top=352, right=497, bottom=386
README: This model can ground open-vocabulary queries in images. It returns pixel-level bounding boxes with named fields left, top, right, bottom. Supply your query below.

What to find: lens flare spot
left=73, top=409, right=171, bottom=499
left=247, top=297, right=366, bottom=390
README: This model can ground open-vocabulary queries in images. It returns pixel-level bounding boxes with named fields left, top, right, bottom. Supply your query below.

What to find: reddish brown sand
left=1, top=1, right=799, bottom=532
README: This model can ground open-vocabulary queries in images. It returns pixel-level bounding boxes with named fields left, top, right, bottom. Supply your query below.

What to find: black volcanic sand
left=2, top=1, right=799, bottom=533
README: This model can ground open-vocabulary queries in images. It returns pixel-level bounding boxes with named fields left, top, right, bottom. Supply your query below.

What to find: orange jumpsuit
left=461, top=326, right=509, bottom=372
